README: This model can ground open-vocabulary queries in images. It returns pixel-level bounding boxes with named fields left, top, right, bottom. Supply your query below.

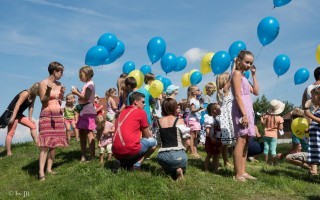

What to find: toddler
left=204, top=103, right=222, bottom=173
left=63, top=93, right=79, bottom=141
left=261, top=99, right=285, bottom=165
left=99, top=118, right=115, bottom=163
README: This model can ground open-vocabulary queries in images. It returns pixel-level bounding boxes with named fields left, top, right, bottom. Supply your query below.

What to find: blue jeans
left=119, top=137, right=157, bottom=168
left=157, top=149, right=187, bottom=174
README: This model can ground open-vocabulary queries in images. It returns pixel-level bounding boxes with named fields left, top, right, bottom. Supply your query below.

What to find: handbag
left=0, top=109, right=13, bottom=128
left=75, top=102, right=90, bottom=113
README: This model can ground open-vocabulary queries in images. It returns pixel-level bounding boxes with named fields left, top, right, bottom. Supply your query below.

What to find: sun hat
left=166, top=85, right=179, bottom=95
left=268, top=99, right=285, bottom=115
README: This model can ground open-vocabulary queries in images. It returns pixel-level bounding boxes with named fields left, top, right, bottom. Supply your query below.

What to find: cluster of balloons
left=181, top=69, right=203, bottom=87
left=147, top=37, right=187, bottom=74
left=291, top=117, right=309, bottom=139
left=85, top=33, right=125, bottom=66
left=156, top=76, right=172, bottom=90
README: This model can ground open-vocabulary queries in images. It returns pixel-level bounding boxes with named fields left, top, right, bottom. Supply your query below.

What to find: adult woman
left=2, top=83, right=39, bottom=156
left=231, top=50, right=259, bottom=182
left=157, top=98, right=188, bottom=180
left=38, top=61, right=68, bottom=181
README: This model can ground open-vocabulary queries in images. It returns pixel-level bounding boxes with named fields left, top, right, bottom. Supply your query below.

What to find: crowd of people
left=1, top=50, right=320, bottom=182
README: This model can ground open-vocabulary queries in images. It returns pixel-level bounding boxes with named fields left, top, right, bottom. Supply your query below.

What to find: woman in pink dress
left=231, top=50, right=259, bottom=182
left=38, top=62, right=68, bottom=181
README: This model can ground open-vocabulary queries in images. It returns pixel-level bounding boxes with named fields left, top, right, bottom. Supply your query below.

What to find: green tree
left=253, top=95, right=294, bottom=134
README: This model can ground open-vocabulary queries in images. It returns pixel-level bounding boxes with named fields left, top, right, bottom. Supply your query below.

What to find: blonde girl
left=117, top=73, right=127, bottom=109
left=216, top=72, right=235, bottom=167
left=72, top=66, right=96, bottom=162
left=63, top=93, right=79, bottom=142
left=231, top=50, right=259, bottom=182
left=105, top=88, right=118, bottom=122
left=4, top=83, right=39, bottom=156
left=187, top=85, right=204, bottom=158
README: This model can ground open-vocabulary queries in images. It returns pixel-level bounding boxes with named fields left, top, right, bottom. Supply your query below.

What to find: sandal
left=242, top=173, right=257, bottom=180
left=38, top=174, right=45, bottom=181
left=47, top=171, right=57, bottom=175
left=233, top=176, right=246, bottom=182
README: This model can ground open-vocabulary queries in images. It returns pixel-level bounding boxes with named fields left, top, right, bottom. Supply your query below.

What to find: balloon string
left=255, top=46, right=264, bottom=61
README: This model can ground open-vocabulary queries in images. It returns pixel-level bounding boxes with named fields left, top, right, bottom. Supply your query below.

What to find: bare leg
left=79, top=129, right=87, bottom=160
left=176, top=168, right=184, bottom=181
left=233, top=136, right=247, bottom=178
left=190, top=131, right=196, bottom=154
left=213, top=154, right=220, bottom=173
left=285, top=155, right=311, bottom=170
left=241, top=137, right=248, bottom=175
left=222, top=145, right=231, bottom=167
left=39, top=147, right=48, bottom=179
left=87, top=131, right=96, bottom=159
left=5, top=135, right=13, bottom=156
left=46, top=148, right=56, bottom=172
left=30, top=129, right=38, bottom=144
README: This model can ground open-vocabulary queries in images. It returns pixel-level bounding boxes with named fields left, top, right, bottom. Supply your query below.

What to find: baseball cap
left=166, top=85, right=179, bottom=95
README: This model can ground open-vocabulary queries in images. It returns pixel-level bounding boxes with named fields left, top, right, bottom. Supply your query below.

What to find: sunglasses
left=141, top=101, right=145, bottom=104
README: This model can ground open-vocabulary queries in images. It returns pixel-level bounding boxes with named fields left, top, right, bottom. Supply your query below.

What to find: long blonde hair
left=105, top=88, right=117, bottom=99
left=117, top=74, right=127, bottom=96
left=187, top=85, right=198, bottom=102
left=216, top=72, right=230, bottom=104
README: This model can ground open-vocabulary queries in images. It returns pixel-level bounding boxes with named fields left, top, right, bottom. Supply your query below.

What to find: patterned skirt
left=38, top=109, right=69, bottom=148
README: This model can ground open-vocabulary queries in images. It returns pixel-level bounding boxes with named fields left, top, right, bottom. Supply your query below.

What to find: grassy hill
left=0, top=141, right=320, bottom=200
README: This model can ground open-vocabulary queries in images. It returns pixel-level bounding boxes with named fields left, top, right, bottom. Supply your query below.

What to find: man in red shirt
left=113, top=92, right=157, bottom=170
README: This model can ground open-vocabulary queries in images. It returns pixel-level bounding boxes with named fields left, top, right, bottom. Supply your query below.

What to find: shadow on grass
left=21, top=150, right=81, bottom=177
left=307, top=195, right=320, bottom=200
left=260, top=167, right=320, bottom=183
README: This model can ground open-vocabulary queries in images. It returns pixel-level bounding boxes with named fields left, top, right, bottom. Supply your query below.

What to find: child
left=304, top=86, right=320, bottom=175
left=203, top=82, right=217, bottom=105
left=117, top=73, right=127, bottom=110
left=99, top=118, right=115, bottom=163
left=63, top=93, right=79, bottom=142
left=204, top=103, right=222, bottom=173
left=187, top=85, right=204, bottom=158
left=261, top=99, right=285, bottom=165
left=71, top=66, right=97, bottom=162
left=165, top=85, right=179, bottom=99
left=105, top=88, right=118, bottom=122
left=216, top=72, right=235, bottom=167
left=94, top=95, right=104, bottom=145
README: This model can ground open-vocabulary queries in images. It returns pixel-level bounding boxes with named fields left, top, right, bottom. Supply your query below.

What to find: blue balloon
left=190, top=71, right=203, bottom=85
left=122, top=61, right=135, bottom=74
left=294, top=68, right=309, bottom=85
left=156, top=76, right=171, bottom=90
left=161, top=53, right=177, bottom=74
left=85, top=45, right=108, bottom=67
left=257, top=16, right=280, bottom=46
left=174, top=56, right=187, bottom=72
left=147, top=37, right=166, bottom=64
left=244, top=70, right=250, bottom=79
left=211, top=51, right=231, bottom=75
left=97, top=33, right=118, bottom=52
left=104, top=40, right=125, bottom=65
left=273, top=54, right=290, bottom=77
left=229, top=41, right=247, bottom=59
left=273, top=0, right=291, bottom=7
left=140, top=65, right=152, bottom=75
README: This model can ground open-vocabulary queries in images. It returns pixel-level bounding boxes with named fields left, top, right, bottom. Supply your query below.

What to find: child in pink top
left=99, top=119, right=115, bottom=163
left=261, top=99, right=285, bottom=165
left=72, top=66, right=96, bottom=162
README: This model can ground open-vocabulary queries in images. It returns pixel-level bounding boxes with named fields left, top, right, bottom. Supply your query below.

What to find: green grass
left=0, top=141, right=320, bottom=200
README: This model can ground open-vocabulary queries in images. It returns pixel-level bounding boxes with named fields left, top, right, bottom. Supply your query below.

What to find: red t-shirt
left=94, top=102, right=103, bottom=116
left=112, top=106, right=148, bottom=159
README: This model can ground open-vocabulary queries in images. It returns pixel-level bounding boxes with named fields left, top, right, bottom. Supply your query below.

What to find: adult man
left=113, top=92, right=157, bottom=170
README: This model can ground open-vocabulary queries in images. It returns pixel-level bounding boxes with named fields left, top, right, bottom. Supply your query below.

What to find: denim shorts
left=157, top=149, right=187, bottom=174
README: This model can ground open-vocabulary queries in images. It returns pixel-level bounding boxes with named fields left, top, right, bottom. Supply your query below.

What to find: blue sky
left=0, top=0, right=319, bottom=144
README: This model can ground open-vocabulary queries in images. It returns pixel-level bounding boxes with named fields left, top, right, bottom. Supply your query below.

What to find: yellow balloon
left=149, top=80, right=164, bottom=98
left=316, top=44, right=320, bottom=64
left=182, top=72, right=191, bottom=87
left=128, top=70, right=144, bottom=88
left=200, top=52, right=214, bottom=74
left=291, top=117, right=309, bottom=139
